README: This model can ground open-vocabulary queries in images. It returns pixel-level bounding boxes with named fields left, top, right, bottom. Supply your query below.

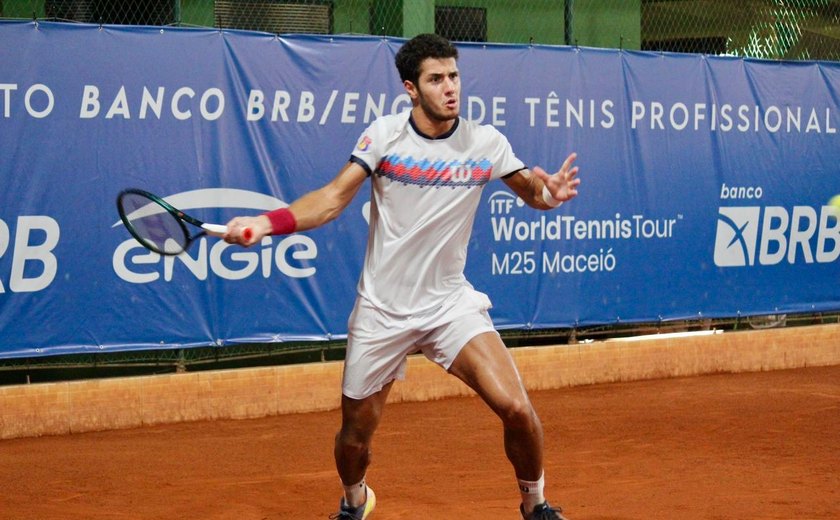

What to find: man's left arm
left=502, top=152, right=580, bottom=210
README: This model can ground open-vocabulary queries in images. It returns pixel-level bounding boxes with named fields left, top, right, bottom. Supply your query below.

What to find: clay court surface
left=1, top=365, right=837, bottom=520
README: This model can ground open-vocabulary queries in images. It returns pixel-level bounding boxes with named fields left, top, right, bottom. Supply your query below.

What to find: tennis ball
left=830, top=194, right=840, bottom=215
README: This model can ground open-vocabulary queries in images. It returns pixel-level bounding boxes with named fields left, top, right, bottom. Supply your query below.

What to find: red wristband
left=263, top=208, right=297, bottom=235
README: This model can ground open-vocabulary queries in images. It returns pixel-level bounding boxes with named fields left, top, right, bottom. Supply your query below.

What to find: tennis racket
left=116, top=188, right=251, bottom=256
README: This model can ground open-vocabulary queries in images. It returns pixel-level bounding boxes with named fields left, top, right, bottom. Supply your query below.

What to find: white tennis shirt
left=349, top=110, right=525, bottom=316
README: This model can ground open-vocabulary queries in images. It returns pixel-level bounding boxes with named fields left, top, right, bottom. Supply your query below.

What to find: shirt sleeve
left=488, top=127, right=526, bottom=180
left=349, top=118, right=387, bottom=176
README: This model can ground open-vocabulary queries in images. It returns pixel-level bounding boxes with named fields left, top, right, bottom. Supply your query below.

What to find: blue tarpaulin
left=0, top=21, right=838, bottom=357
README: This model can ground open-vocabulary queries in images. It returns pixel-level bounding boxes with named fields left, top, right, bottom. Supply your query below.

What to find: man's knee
left=336, top=429, right=371, bottom=454
left=499, top=397, right=540, bottom=431
left=336, top=398, right=382, bottom=449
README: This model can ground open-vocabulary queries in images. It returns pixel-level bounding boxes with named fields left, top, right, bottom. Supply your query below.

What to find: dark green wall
left=3, top=0, right=642, bottom=50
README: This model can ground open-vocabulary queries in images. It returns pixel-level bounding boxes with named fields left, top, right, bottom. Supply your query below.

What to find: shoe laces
left=529, top=503, right=566, bottom=520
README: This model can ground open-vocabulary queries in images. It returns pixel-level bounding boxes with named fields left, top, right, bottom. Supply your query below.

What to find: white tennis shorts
left=342, top=286, right=498, bottom=399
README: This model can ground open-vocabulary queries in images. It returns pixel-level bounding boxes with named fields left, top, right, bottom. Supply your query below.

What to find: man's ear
left=403, top=79, right=418, bottom=100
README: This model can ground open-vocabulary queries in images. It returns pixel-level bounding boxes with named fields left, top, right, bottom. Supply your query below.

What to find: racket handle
left=201, top=223, right=252, bottom=242
left=202, top=223, right=228, bottom=236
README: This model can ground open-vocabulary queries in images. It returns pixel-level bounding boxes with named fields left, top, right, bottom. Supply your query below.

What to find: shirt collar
left=408, top=113, right=460, bottom=140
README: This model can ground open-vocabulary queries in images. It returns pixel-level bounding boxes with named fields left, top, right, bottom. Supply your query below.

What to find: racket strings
left=120, top=193, right=190, bottom=255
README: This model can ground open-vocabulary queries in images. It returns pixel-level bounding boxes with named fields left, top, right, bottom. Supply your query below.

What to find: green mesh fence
left=2, top=0, right=840, bottom=60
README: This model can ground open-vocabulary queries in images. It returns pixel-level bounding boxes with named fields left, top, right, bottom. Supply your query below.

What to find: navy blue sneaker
left=329, top=487, right=376, bottom=519
left=521, top=501, right=568, bottom=520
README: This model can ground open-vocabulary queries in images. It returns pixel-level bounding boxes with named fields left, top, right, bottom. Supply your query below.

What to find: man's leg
left=447, top=331, right=543, bottom=480
left=334, top=381, right=394, bottom=505
left=447, top=332, right=568, bottom=518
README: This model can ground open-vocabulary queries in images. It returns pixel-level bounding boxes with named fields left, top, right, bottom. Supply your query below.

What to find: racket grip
left=243, top=227, right=253, bottom=242
left=202, top=223, right=228, bottom=236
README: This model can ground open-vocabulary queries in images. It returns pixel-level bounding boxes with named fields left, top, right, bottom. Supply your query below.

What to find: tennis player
left=225, top=33, right=579, bottom=520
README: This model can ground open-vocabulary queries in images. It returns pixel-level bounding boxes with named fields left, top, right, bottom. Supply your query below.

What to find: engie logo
left=714, top=205, right=840, bottom=267
left=112, top=188, right=317, bottom=283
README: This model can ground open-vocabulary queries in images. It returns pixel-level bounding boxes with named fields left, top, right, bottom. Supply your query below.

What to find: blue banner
left=1, top=21, right=838, bottom=358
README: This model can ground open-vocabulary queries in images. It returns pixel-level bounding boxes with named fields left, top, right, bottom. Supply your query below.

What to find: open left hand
left=532, top=152, right=580, bottom=203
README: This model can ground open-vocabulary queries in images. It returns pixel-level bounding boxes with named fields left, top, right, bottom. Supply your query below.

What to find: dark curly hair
left=395, top=33, right=459, bottom=85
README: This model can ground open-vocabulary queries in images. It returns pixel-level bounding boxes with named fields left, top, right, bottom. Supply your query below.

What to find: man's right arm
left=224, top=161, right=369, bottom=246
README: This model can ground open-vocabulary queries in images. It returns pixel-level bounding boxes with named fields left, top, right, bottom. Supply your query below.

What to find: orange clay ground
left=0, top=365, right=837, bottom=520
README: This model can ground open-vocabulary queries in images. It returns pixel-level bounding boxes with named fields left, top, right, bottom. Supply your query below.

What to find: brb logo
left=714, top=203, right=840, bottom=267
left=0, top=216, right=59, bottom=293
left=113, top=188, right=317, bottom=283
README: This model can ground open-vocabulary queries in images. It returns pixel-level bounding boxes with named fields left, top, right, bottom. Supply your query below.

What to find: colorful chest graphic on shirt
left=375, top=154, right=493, bottom=187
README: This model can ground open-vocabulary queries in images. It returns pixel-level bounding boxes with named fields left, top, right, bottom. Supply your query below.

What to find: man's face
left=408, top=57, right=460, bottom=122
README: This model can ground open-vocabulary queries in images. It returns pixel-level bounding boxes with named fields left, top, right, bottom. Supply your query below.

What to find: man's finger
left=561, top=152, right=578, bottom=173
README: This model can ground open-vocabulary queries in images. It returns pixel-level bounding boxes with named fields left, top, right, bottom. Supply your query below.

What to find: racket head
left=116, top=189, right=193, bottom=256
